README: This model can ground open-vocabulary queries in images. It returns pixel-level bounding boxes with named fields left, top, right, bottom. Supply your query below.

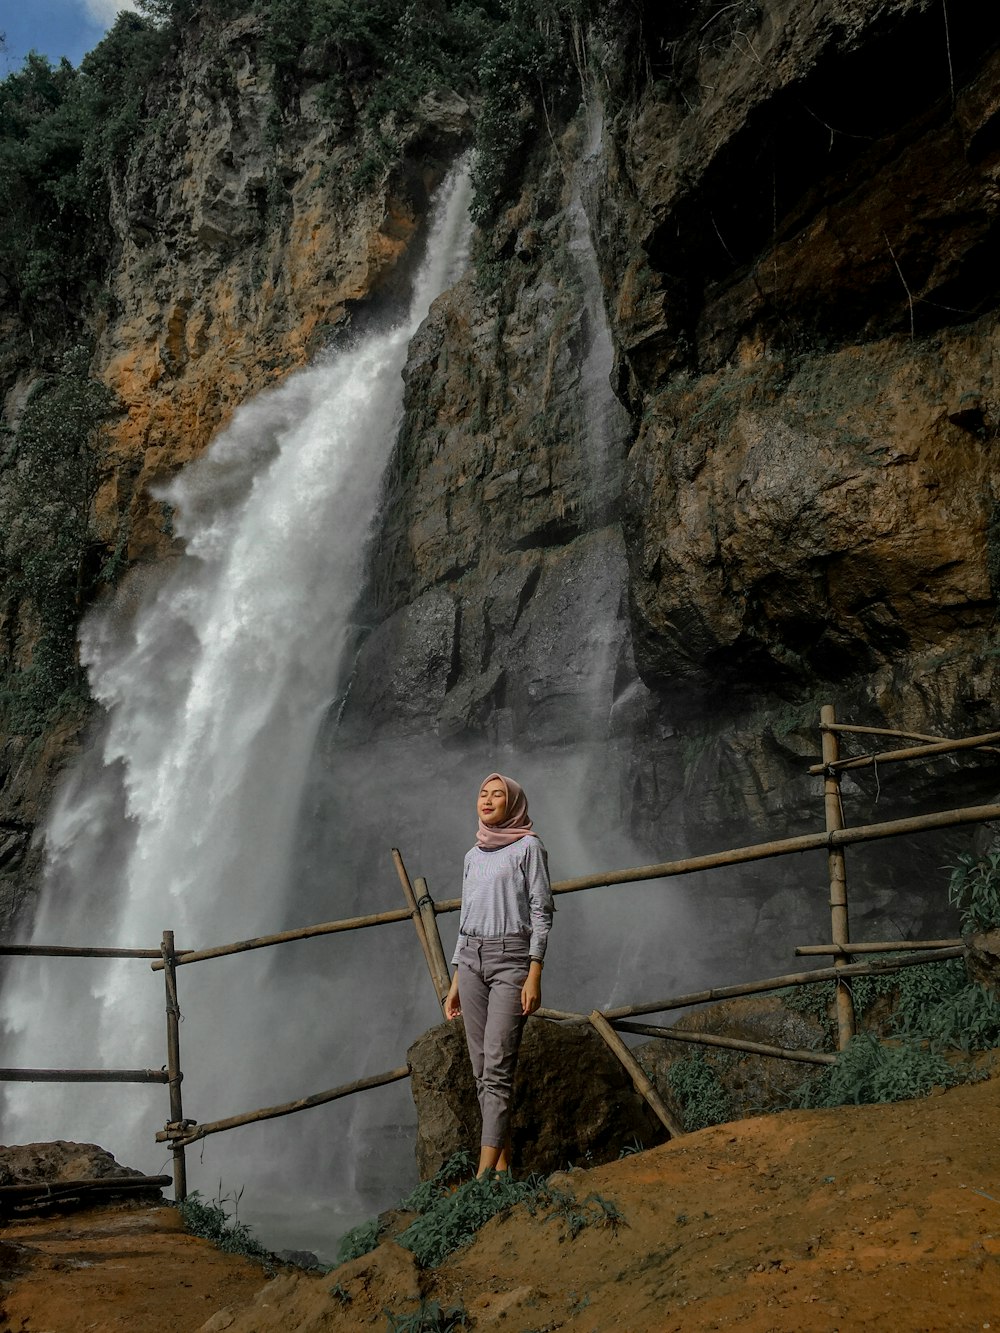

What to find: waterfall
left=1, top=164, right=473, bottom=1248
left=1, top=117, right=694, bottom=1257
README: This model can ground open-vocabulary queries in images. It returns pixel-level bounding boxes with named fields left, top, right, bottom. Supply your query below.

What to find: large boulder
left=407, top=1016, right=667, bottom=1179
left=0, top=1141, right=147, bottom=1187
left=964, top=930, right=1000, bottom=993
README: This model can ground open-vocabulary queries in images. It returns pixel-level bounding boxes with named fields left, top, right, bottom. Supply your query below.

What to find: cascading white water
left=1, top=165, right=473, bottom=1238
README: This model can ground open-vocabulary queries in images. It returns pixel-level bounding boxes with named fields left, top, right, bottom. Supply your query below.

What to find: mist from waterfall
left=1, top=165, right=473, bottom=1247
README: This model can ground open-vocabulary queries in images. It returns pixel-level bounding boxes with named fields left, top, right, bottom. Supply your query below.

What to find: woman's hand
left=444, top=971, right=461, bottom=1020
left=521, top=960, right=542, bottom=1016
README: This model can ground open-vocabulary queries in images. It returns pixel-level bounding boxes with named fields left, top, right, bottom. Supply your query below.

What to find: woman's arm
left=523, top=838, right=554, bottom=964
left=521, top=959, right=542, bottom=1015
left=444, top=968, right=461, bottom=1020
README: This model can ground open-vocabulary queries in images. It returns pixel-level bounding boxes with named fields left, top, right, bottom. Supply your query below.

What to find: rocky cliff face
left=328, top=0, right=1000, bottom=965
left=3, top=0, right=999, bottom=965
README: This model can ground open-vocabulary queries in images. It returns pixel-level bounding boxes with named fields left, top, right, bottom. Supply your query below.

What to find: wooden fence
left=2, top=706, right=998, bottom=1204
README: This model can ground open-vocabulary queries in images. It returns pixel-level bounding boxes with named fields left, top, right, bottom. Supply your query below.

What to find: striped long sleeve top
left=451, top=834, right=554, bottom=965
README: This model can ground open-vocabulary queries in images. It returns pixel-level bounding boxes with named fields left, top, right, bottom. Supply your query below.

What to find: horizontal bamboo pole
left=822, top=722, right=1000, bottom=756
left=0, top=1067, right=170, bottom=1083
left=0, top=945, right=167, bottom=959
left=0, top=1174, right=172, bottom=1198
left=589, top=1011, right=684, bottom=1137
left=537, top=948, right=965, bottom=1027
left=499, top=802, right=1000, bottom=906
left=796, top=939, right=962, bottom=956
left=154, top=800, right=1000, bottom=971
left=603, top=948, right=965, bottom=1020
left=612, top=1020, right=837, bottom=1065
left=156, top=1065, right=411, bottom=1147
left=150, top=906, right=414, bottom=971
left=807, top=729, right=1000, bottom=775
left=821, top=723, right=944, bottom=743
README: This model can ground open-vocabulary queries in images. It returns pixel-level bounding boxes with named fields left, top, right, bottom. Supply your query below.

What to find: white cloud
left=82, top=0, right=142, bottom=26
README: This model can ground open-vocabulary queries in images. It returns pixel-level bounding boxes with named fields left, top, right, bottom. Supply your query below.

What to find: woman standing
left=444, top=772, right=554, bottom=1176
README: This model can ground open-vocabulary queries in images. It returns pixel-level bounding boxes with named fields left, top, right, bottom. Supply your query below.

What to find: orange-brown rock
left=91, top=12, right=468, bottom=565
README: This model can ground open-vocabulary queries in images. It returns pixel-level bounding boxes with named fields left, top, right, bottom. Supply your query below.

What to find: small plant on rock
left=949, top=850, right=1000, bottom=934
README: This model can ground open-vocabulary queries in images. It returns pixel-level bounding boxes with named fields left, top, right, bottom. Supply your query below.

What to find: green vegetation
left=779, top=865, right=1000, bottom=1109
left=680, top=849, right=1000, bottom=1125
left=666, top=1050, right=733, bottom=1131
left=0, top=344, right=119, bottom=735
left=396, top=1170, right=539, bottom=1267
left=0, top=16, right=170, bottom=347
left=178, top=1188, right=274, bottom=1264
left=539, top=1185, right=625, bottom=1240
left=337, top=1215, right=382, bottom=1263
left=781, top=950, right=1000, bottom=1057
left=336, top=1150, right=625, bottom=1270
left=950, top=850, right=1000, bottom=934
left=0, top=0, right=604, bottom=352
left=793, top=1031, right=963, bottom=1109
left=384, top=1300, right=469, bottom=1333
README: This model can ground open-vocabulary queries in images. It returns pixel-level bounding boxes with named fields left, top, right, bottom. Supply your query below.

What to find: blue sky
left=1, top=0, right=137, bottom=74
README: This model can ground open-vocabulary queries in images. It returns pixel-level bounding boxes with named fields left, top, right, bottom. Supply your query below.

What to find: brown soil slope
left=212, top=1073, right=1000, bottom=1333
left=5, top=1074, right=1000, bottom=1331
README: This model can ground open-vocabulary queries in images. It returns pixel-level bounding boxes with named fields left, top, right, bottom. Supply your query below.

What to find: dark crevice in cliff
left=508, top=516, right=583, bottom=552
left=445, top=602, right=463, bottom=694
left=511, top=563, right=542, bottom=629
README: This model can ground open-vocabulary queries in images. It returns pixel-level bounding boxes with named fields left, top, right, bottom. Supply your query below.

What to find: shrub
left=178, top=1188, right=273, bottom=1264
left=792, top=1032, right=963, bottom=1109
left=666, top=1050, right=733, bottom=1131
left=336, top=1216, right=381, bottom=1264
left=949, top=850, right=1000, bottom=934
left=334, top=1152, right=624, bottom=1270
left=396, top=1170, right=541, bottom=1267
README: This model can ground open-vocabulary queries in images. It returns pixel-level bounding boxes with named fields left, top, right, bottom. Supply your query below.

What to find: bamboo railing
left=3, top=705, right=998, bottom=1202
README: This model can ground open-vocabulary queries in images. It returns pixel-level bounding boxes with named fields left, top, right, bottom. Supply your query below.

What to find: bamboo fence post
left=589, top=1010, right=685, bottom=1138
left=820, top=705, right=855, bottom=1050
left=160, top=930, right=187, bottom=1202
left=392, top=848, right=442, bottom=1010
left=413, top=877, right=452, bottom=1005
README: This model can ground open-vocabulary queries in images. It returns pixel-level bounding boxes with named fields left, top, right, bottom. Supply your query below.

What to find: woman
left=444, top=772, right=554, bottom=1176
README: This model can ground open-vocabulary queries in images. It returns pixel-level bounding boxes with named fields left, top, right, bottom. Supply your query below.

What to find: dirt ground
left=0, top=1200, right=267, bottom=1331
left=4, top=1072, right=1000, bottom=1331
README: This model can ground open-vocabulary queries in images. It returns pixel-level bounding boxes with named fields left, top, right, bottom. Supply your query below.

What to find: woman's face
left=477, top=779, right=508, bottom=826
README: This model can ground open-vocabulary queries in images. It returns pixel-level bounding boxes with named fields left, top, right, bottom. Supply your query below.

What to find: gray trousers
left=457, top=935, right=530, bottom=1149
